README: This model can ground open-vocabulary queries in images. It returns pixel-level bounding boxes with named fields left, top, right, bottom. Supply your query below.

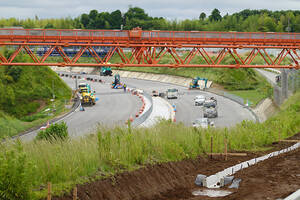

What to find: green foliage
left=36, top=122, right=69, bottom=141
left=209, top=8, right=222, bottom=21
left=0, top=141, right=35, bottom=200
left=5, top=66, right=23, bottom=82
left=0, top=49, right=72, bottom=118
left=0, top=8, right=299, bottom=32
left=0, top=92, right=299, bottom=199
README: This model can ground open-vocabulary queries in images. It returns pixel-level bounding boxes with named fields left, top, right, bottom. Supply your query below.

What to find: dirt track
left=54, top=133, right=300, bottom=200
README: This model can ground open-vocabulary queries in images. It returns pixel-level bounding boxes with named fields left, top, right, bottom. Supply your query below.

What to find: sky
left=0, top=0, right=299, bottom=20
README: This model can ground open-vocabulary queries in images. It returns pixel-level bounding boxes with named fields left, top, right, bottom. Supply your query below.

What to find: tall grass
left=0, top=92, right=299, bottom=199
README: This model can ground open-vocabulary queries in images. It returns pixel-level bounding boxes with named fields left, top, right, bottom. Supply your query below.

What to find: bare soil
left=54, top=133, right=300, bottom=200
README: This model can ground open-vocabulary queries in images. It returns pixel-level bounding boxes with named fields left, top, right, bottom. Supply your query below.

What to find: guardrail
left=12, top=94, right=81, bottom=140
left=132, top=92, right=153, bottom=127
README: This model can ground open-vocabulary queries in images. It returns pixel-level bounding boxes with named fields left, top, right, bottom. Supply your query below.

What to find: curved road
left=21, top=72, right=256, bottom=141
left=86, top=74, right=256, bottom=127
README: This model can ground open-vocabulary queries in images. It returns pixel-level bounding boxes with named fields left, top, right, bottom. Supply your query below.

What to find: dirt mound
left=54, top=156, right=253, bottom=200
left=54, top=133, right=300, bottom=200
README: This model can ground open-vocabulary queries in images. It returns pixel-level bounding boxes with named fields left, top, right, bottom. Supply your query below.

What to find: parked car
left=203, top=107, right=218, bottom=118
left=203, top=99, right=217, bottom=108
left=194, top=95, right=206, bottom=106
left=192, top=118, right=214, bottom=128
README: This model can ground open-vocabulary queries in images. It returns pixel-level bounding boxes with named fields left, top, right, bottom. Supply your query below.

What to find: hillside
left=0, top=50, right=72, bottom=137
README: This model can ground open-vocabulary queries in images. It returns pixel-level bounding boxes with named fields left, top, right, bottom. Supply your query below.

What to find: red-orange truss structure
left=0, top=28, right=299, bottom=69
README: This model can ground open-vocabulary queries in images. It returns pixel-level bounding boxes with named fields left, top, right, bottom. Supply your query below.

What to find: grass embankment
left=1, top=91, right=299, bottom=199
left=0, top=50, right=72, bottom=138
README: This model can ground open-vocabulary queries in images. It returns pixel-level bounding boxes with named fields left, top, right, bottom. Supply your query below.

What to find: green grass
left=0, top=48, right=72, bottom=138
left=0, top=91, right=299, bottom=199
left=0, top=99, right=72, bottom=138
left=230, top=90, right=266, bottom=106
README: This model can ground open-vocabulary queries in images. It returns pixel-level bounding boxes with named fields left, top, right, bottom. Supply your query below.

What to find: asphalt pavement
left=20, top=72, right=256, bottom=141
left=86, top=74, right=256, bottom=127
left=255, top=69, right=278, bottom=85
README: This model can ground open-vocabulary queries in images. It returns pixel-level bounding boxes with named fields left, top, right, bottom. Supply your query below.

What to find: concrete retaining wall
left=252, top=98, right=278, bottom=122
left=113, top=70, right=212, bottom=89
left=50, top=66, right=212, bottom=89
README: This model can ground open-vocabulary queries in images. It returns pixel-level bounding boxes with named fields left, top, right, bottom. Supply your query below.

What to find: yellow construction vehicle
left=79, top=83, right=96, bottom=105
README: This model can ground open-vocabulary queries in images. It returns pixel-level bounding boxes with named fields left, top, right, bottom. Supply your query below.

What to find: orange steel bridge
left=0, top=28, right=299, bottom=69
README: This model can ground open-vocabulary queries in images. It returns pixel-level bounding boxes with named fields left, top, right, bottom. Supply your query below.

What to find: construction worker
left=123, top=83, right=127, bottom=92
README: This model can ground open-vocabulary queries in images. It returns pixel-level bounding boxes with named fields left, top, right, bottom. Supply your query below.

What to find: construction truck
left=189, top=77, right=208, bottom=90
left=79, top=83, right=96, bottom=105
left=111, top=74, right=124, bottom=89
left=100, top=65, right=113, bottom=76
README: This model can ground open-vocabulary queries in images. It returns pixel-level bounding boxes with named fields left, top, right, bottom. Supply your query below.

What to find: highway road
left=20, top=72, right=256, bottom=141
left=85, top=74, right=256, bottom=127
left=255, top=69, right=278, bottom=85
left=20, top=76, right=142, bottom=141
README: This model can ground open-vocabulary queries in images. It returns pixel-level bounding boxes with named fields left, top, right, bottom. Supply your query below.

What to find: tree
left=199, top=12, right=206, bottom=20
left=209, top=8, right=222, bottom=21
left=44, top=22, right=54, bottom=29
left=80, top=13, right=90, bottom=28
left=124, top=7, right=149, bottom=21
left=110, top=10, right=123, bottom=29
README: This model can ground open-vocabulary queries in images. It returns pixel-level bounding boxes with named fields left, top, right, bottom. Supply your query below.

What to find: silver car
left=194, top=95, right=206, bottom=106
left=192, top=118, right=214, bottom=128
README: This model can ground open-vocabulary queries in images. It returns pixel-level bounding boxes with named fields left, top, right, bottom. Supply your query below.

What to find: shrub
left=0, top=141, right=35, bottom=200
left=36, top=122, right=68, bottom=141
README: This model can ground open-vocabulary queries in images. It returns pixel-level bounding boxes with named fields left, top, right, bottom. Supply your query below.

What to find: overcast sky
left=0, top=0, right=299, bottom=20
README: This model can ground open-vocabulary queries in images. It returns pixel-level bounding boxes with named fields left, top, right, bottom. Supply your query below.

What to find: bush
left=0, top=141, right=35, bottom=200
left=36, top=122, right=69, bottom=141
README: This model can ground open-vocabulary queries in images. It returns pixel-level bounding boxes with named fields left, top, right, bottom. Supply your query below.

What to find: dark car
left=203, top=107, right=218, bottom=118
left=152, top=90, right=159, bottom=97
left=203, top=99, right=217, bottom=108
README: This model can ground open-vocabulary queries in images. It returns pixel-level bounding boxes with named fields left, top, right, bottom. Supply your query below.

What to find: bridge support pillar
left=281, top=69, right=288, bottom=100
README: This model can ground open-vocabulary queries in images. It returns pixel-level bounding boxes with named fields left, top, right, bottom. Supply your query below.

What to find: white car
left=192, top=118, right=214, bottom=128
left=166, top=88, right=178, bottom=99
left=194, top=95, right=206, bottom=106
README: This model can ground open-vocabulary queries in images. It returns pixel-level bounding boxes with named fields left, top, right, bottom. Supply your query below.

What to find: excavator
left=100, top=66, right=113, bottom=76
left=111, top=74, right=124, bottom=89
left=189, top=77, right=208, bottom=90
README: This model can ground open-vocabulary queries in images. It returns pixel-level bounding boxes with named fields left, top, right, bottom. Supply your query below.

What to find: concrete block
left=195, top=174, right=207, bottom=186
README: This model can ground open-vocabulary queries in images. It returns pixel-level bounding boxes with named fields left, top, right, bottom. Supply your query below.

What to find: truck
left=78, top=83, right=96, bottom=105
left=189, top=77, right=208, bottom=90
left=166, top=88, right=178, bottom=99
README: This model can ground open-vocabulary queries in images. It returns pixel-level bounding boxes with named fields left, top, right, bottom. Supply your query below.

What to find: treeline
left=0, top=7, right=299, bottom=32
